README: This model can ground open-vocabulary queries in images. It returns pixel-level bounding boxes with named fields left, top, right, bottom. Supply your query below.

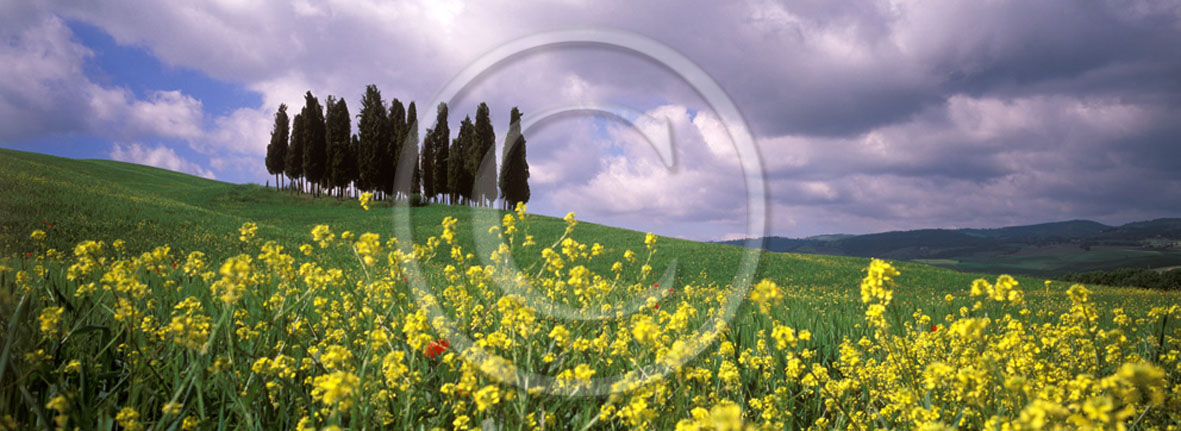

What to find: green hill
left=2, top=147, right=1176, bottom=315
left=724, top=218, right=1181, bottom=277
left=3, top=147, right=1181, bottom=430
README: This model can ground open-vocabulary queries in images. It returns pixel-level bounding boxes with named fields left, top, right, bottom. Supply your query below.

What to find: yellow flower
left=162, top=402, right=183, bottom=415
left=353, top=233, right=381, bottom=267
left=359, top=192, right=373, bottom=210
left=311, top=224, right=334, bottom=248
left=709, top=401, right=744, bottom=431
left=211, top=254, right=254, bottom=305
left=38, top=306, right=64, bottom=338
left=46, top=395, right=68, bottom=429
left=182, top=251, right=206, bottom=276
left=311, top=370, right=360, bottom=410
left=749, top=279, right=782, bottom=314
left=474, top=385, right=501, bottom=412
left=632, top=315, right=660, bottom=345
left=563, top=212, right=578, bottom=234
left=30, top=229, right=46, bottom=241
left=548, top=325, right=571, bottom=346
left=168, top=297, right=211, bottom=352
left=573, top=363, right=596, bottom=382
left=116, top=407, right=143, bottom=431
left=238, top=222, right=258, bottom=243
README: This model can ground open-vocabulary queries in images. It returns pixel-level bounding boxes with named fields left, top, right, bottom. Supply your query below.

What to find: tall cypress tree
left=402, top=102, right=420, bottom=198
left=357, top=85, right=389, bottom=195
left=432, top=102, right=450, bottom=204
left=449, top=116, right=473, bottom=205
left=326, top=96, right=352, bottom=198
left=386, top=99, right=406, bottom=198
left=500, top=107, right=530, bottom=209
left=471, top=102, right=496, bottom=206
left=286, top=112, right=305, bottom=193
left=301, top=91, right=327, bottom=196
left=266, top=103, right=289, bottom=191
left=421, top=127, right=435, bottom=201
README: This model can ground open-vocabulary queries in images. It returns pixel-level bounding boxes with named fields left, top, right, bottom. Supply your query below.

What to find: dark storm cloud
left=5, top=0, right=1180, bottom=238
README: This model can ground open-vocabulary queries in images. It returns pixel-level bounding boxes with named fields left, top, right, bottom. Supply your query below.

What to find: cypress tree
left=387, top=99, right=406, bottom=198
left=401, top=102, right=420, bottom=198
left=325, top=96, right=352, bottom=198
left=411, top=151, right=422, bottom=198
left=266, top=103, right=289, bottom=191
left=421, top=127, right=435, bottom=201
left=357, top=85, right=389, bottom=195
left=432, top=103, right=450, bottom=204
left=501, top=107, right=530, bottom=209
left=286, top=112, right=305, bottom=193
left=471, top=102, right=496, bottom=206
left=301, top=91, right=327, bottom=196
left=449, top=116, right=474, bottom=205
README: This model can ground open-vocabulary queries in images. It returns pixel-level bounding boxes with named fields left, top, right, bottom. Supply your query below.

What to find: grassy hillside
left=4, top=148, right=1181, bottom=430
left=3, top=147, right=1177, bottom=315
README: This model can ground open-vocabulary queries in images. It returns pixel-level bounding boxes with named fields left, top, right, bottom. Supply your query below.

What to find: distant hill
left=722, top=219, right=1181, bottom=277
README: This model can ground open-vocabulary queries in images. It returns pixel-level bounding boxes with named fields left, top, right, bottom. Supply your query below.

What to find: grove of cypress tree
left=266, top=103, right=289, bottom=191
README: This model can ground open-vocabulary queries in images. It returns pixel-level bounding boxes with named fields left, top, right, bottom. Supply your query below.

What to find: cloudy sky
left=3, top=0, right=1179, bottom=240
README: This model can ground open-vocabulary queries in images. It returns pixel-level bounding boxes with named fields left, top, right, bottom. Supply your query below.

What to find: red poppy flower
left=930, top=325, right=938, bottom=332
left=653, top=304, right=660, bottom=310
left=667, top=288, right=674, bottom=293
left=41, top=220, right=47, bottom=225
left=172, top=262, right=178, bottom=269
left=425, top=339, right=450, bottom=359
left=26, top=252, right=34, bottom=258
left=653, top=282, right=660, bottom=288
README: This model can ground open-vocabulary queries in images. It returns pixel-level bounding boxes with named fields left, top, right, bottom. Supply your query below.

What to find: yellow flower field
left=1, top=204, right=1179, bottom=430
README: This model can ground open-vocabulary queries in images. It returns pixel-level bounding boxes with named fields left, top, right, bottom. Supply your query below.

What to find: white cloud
left=542, top=105, right=750, bottom=240
left=203, top=107, right=272, bottom=156
left=0, top=10, right=203, bottom=145
left=109, top=142, right=216, bottom=179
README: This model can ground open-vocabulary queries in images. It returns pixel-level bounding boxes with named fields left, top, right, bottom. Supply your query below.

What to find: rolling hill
left=722, top=218, right=1181, bottom=276
left=2, top=146, right=1174, bottom=304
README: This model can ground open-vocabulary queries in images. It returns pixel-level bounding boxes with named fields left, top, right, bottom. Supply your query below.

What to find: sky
left=2, top=0, right=1179, bottom=241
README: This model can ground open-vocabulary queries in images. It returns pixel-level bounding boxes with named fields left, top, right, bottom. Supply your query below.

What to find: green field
left=929, top=249, right=1181, bottom=277
left=0, top=148, right=1160, bottom=313
left=2, top=147, right=1180, bottom=430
